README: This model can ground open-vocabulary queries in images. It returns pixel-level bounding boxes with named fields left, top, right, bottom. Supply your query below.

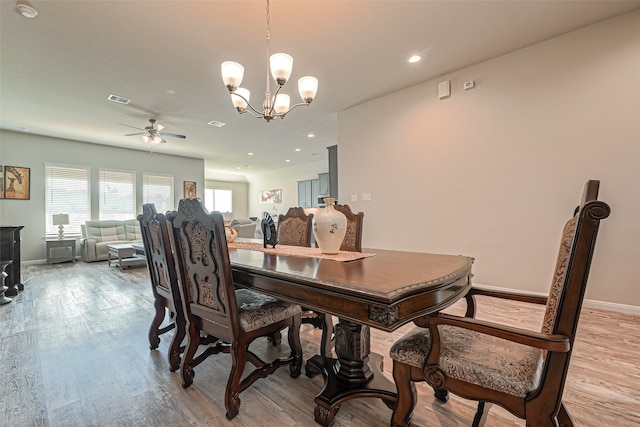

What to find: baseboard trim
left=473, top=283, right=640, bottom=316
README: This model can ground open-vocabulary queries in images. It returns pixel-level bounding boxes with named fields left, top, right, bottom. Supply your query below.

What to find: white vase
left=313, top=198, right=347, bottom=254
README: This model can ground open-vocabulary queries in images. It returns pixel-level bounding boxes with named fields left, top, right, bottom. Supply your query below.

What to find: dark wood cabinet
left=0, top=225, right=24, bottom=296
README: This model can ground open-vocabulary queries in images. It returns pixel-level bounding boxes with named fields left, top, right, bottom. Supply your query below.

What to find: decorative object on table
left=261, top=211, right=278, bottom=248
left=313, top=198, right=347, bottom=254
left=4, top=165, right=30, bottom=200
left=52, top=213, right=69, bottom=239
left=260, top=188, right=282, bottom=204
left=224, top=224, right=238, bottom=243
left=220, top=0, right=318, bottom=122
left=183, top=181, right=196, bottom=199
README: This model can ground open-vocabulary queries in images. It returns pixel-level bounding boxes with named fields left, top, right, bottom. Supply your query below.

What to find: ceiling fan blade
left=119, top=123, right=145, bottom=131
left=124, top=132, right=146, bottom=136
left=160, top=137, right=168, bottom=144
left=160, top=132, right=186, bottom=139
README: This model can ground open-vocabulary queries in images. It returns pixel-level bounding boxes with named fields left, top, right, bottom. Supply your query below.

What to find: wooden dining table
left=228, top=245, right=473, bottom=426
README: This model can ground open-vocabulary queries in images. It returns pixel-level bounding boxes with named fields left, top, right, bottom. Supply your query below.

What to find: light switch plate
left=438, top=80, right=450, bottom=99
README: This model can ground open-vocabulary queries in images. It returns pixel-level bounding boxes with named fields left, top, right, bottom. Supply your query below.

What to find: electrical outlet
left=463, top=80, right=475, bottom=90
left=351, top=194, right=358, bottom=202
left=362, top=193, right=372, bottom=201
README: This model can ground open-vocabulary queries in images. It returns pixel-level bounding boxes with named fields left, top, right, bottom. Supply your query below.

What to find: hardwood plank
left=0, top=262, right=637, bottom=426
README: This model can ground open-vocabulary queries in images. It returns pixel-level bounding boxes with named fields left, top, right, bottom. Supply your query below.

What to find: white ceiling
left=2, top=1, right=639, bottom=179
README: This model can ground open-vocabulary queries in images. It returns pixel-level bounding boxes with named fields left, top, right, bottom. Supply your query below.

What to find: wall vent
left=208, top=120, right=226, bottom=128
left=107, top=94, right=131, bottom=105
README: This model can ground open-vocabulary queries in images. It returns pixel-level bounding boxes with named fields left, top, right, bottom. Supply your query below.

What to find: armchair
left=389, top=180, right=610, bottom=427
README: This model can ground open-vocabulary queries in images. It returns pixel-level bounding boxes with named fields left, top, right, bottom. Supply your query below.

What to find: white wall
left=246, top=159, right=328, bottom=219
left=0, top=130, right=204, bottom=262
left=339, top=11, right=640, bottom=307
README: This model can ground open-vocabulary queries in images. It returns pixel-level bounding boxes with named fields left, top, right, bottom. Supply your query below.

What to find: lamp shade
left=221, top=61, right=244, bottom=90
left=52, top=214, right=69, bottom=226
left=298, top=76, right=318, bottom=103
left=232, top=87, right=250, bottom=110
left=270, top=53, right=293, bottom=84
left=273, top=94, right=290, bottom=114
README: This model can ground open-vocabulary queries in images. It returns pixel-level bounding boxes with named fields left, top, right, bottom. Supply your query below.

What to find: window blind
left=45, top=164, right=91, bottom=236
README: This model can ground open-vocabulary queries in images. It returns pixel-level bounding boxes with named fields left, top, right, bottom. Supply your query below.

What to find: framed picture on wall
left=0, top=166, right=4, bottom=199
left=184, top=181, right=197, bottom=199
left=4, top=166, right=30, bottom=200
left=260, top=188, right=282, bottom=204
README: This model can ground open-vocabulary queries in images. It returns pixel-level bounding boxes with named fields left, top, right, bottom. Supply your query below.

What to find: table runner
left=228, top=241, right=375, bottom=262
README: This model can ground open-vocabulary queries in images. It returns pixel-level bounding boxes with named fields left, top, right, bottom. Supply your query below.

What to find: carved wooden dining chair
left=389, top=180, right=610, bottom=427
left=138, top=203, right=185, bottom=372
left=331, top=203, right=364, bottom=252
left=167, top=198, right=303, bottom=420
left=277, top=207, right=314, bottom=247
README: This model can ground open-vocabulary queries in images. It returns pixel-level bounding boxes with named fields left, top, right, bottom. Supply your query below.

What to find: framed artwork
left=4, top=165, right=30, bottom=200
left=184, top=181, right=197, bottom=199
left=260, top=188, right=282, bottom=204
left=0, top=167, right=4, bottom=199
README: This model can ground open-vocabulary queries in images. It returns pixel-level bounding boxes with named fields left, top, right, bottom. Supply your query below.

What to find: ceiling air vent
left=208, top=120, right=226, bottom=128
left=107, top=94, right=131, bottom=105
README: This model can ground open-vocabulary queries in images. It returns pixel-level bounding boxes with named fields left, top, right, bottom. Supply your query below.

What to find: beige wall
left=339, top=11, right=640, bottom=308
left=0, top=130, right=204, bottom=262
left=205, top=179, right=249, bottom=219
left=246, top=159, right=328, bottom=219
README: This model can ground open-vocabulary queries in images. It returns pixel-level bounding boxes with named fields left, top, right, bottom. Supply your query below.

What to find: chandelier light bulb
left=273, top=94, right=290, bottom=114
left=270, top=53, right=293, bottom=85
left=232, top=87, right=250, bottom=110
left=221, top=61, right=244, bottom=91
left=298, top=76, right=318, bottom=103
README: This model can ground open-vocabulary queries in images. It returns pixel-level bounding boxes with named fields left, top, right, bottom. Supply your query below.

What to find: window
left=99, top=169, right=136, bottom=220
left=205, top=188, right=233, bottom=214
left=143, top=174, right=174, bottom=213
left=45, top=164, right=91, bottom=236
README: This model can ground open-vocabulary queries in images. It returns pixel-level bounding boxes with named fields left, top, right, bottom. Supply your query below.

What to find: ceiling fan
left=120, top=118, right=186, bottom=145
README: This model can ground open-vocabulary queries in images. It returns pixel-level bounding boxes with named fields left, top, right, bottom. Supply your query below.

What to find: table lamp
left=52, top=214, right=70, bottom=239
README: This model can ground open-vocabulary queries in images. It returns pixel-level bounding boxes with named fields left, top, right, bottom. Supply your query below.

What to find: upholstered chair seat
left=236, top=289, right=302, bottom=332
left=390, top=325, right=544, bottom=398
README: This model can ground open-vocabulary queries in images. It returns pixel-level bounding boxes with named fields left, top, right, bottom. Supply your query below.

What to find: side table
left=46, top=238, right=76, bottom=264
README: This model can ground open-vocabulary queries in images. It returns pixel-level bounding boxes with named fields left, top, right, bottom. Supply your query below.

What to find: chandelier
left=221, top=0, right=318, bottom=122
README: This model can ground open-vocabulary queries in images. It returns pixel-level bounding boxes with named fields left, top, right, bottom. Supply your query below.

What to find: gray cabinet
left=298, top=180, right=313, bottom=208
left=298, top=174, right=326, bottom=208
left=318, top=173, right=329, bottom=196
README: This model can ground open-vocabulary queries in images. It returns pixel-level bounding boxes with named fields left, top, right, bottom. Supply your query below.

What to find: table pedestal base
left=311, top=320, right=397, bottom=426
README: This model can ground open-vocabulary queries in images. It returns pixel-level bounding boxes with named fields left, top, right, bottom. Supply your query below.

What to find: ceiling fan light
left=232, top=87, right=250, bottom=110
left=273, top=94, right=290, bottom=114
left=270, top=53, right=293, bottom=85
left=221, top=61, right=244, bottom=91
left=156, top=124, right=165, bottom=132
left=141, top=135, right=150, bottom=143
left=151, top=135, right=162, bottom=145
left=298, top=76, right=318, bottom=103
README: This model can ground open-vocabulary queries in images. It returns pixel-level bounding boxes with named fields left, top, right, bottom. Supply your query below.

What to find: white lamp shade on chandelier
left=52, top=213, right=70, bottom=239
left=141, top=134, right=162, bottom=145
left=220, top=0, right=318, bottom=122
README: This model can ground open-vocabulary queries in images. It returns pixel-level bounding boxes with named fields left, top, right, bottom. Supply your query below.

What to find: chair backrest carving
left=278, top=207, right=314, bottom=247
left=168, top=198, right=238, bottom=337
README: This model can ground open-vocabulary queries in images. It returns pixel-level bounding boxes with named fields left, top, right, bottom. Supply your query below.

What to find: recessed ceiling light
left=295, top=148, right=301, bottom=152
left=409, top=55, right=421, bottom=63
left=16, top=3, right=37, bottom=18
left=248, top=152, right=254, bottom=156
left=307, top=133, right=315, bottom=139
left=285, top=159, right=291, bottom=162
left=208, top=120, right=226, bottom=127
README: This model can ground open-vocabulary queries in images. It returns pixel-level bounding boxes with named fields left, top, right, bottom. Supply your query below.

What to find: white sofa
left=230, top=219, right=258, bottom=238
left=80, top=219, right=142, bottom=262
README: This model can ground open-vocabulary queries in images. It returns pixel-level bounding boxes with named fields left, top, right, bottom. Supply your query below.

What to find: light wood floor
left=1, top=262, right=639, bottom=426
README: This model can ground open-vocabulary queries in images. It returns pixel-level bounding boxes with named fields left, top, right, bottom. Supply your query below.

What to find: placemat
left=228, top=241, right=375, bottom=262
